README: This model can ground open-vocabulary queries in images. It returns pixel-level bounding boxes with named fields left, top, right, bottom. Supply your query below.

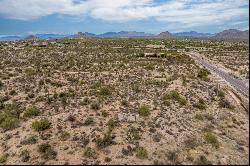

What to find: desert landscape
left=0, top=38, right=249, bottom=165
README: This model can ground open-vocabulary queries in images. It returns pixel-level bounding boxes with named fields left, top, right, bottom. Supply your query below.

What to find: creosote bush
left=38, top=143, right=57, bottom=160
left=84, top=147, right=96, bottom=158
left=136, top=147, right=148, bottom=159
left=32, top=119, right=51, bottom=131
left=138, top=105, right=150, bottom=117
left=0, top=154, right=8, bottom=164
left=98, top=86, right=112, bottom=97
left=204, top=132, right=220, bottom=148
left=96, top=132, right=113, bottom=149
left=0, top=103, right=20, bottom=130
left=23, top=107, right=40, bottom=118
left=84, top=117, right=95, bottom=126
left=163, top=90, right=187, bottom=106
left=197, top=68, right=210, bottom=81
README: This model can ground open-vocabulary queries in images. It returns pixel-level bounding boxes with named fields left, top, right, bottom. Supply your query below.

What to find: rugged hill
left=156, top=31, right=174, bottom=38
left=214, top=29, right=249, bottom=40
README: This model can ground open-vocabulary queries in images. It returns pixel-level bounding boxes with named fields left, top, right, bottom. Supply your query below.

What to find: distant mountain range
left=0, top=29, right=249, bottom=41
left=213, top=29, right=249, bottom=40
left=174, top=31, right=213, bottom=37
left=0, top=35, right=21, bottom=41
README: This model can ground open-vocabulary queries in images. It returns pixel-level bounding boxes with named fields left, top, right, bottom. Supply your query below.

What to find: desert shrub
left=193, top=99, right=206, bottom=110
left=0, top=80, right=3, bottom=88
left=32, top=119, right=51, bottom=131
left=23, top=107, right=40, bottom=118
left=145, top=64, right=155, bottom=70
left=184, top=137, right=199, bottom=149
left=121, top=100, right=128, bottom=106
left=107, top=119, right=117, bottom=131
left=84, top=117, right=95, bottom=126
left=59, top=131, right=70, bottom=141
left=80, top=97, right=90, bottom=106
left=98, top=86, right=112, bottom=97
left=0, top=154, right=8, bottom=164
left=60, top=96, right=68, bottom=109
left=20, top=149, right=30, bottom=162
left=38, top=143, right=57, bottom=160
left=24, top=68, right=37, bottom=77
left=20, top=136, right=37, bottom=145
left=9, top=90, right=17, bottom=96
left=163, top=90, right=187, bottom=106
left=132, top=84, right=141, bottom=93
left=166, top=151, right=180, bottom=164
left=219, top=98, right=235, bottom=110
left=90, top=101, right=100, bottom=110
left=195, top=155, right=212, bottom=165
left=217, top=89, right=225, bottom=98
left=197, top=69, right=210, bottom=81
left=204, top=132, right=219, bottom=148
left=0, top=103, right=20, bottom=130
left=127, top=127, right=141, bottom=142
left=4, top=102, right=21, bottom=118
left=101, top=111, right=108, bottom=117
left=84, top=147, right=96, bottom=158
left=138, top=105, right=150, bottom=117
left=104, top=157, right=112, bottom=163
left=96, top=132, right=113, bottom=149
left=194, top=114, right=204, bottom=121
left=0, top=114, right=18, bottom=130
left=136, top=147, right=148, bottom=159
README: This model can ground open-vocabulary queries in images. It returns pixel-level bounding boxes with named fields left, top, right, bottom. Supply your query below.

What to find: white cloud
left=0, top=0, right=248, bottom=28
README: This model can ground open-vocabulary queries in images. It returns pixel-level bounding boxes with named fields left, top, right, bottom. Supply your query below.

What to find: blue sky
left=0, top=0, right=249, bottom=35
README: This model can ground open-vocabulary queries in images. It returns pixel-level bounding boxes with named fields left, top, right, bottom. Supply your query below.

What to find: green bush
left=138, top=105, right=150, bottom=117
left=197, top=69, right=210, bottom=81
left=195, top=155, right=212, bottom=165
left=90, top=101, right=100, bottom=110
left=32, top=119, right=51, bottom=131
left=107, top=119, right=117, bottom=131
left=24, top=68, right=37, bottom=77
left=217, top=89, right=225, bottom=98
left=0, top=81, right=3, bottom=88
left=0, top=154, right=8, bottom=164
left=145, top=64, right=155, bottom=70
left=84, top=117, right=95, bottom=126
left=193, top=99, right=206, bottom=110
left=20, top=136, right=37, bottom=145
left=166, top=151, right=179, bottom=164
left=98, top=86, right=112, bottom=97
left=59, top=131, right=70, bottom=141
left=23, top=107, right=40, bottom=118
left=194, top=114, right=204, bottom=121
left=9, top=90, right=17, bottom=96
left=96, top=132, right=113, bottom=149
left=0, top=113, right=17, bottom=130
left=136, top=147, right=148, bottom=159
left=184, top=137, right=199, bottom=149
left=204, top=132, right=219, bottom=148
left=163, top=90, right=187, bottom=106
left=0, top=103, right=20, bottom=130
left=104, top=157, right=112, bottom=163
left=127, top=127, right=141, bottom=142
left=84, top=147, right=96, bottom=158
left=38, top=143, right=57, bottom=160
left=219, top=98, right=235, bottom=110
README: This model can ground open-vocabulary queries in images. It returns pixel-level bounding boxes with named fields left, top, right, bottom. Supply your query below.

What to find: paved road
left=187, top=52, right=249, bottom=97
